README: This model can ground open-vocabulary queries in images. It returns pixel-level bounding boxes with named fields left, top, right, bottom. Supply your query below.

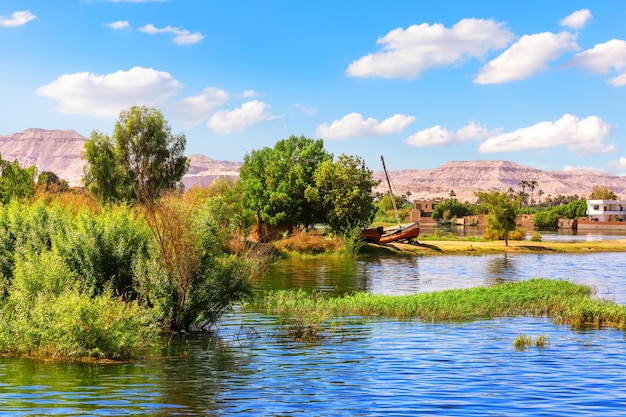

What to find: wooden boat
left=362, top=156, right=420, bottom=245
left=378, top=222, right=420, bottom=244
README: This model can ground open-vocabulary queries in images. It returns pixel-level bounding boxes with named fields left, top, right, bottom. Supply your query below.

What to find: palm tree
left=528, top=180, right=538, bottom=206
left=519, top=180, right=528, bottom=194
left=507, top=187, right=515, bottom=196
left=537, top=189, right=545, bottom=206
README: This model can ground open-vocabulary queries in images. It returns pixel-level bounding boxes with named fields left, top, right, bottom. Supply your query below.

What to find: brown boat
left=362, top=156, right=420, bottom=244
left=378, top=222, right=420, bottom=244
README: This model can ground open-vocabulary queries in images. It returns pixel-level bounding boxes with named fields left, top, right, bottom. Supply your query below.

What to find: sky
left=2, top=1, right=626, bottom=174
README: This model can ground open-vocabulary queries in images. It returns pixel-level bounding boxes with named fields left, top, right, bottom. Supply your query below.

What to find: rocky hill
left=0, top=129, right=241, bottom=188
left=375, top=160, right=626, bottom=202
left=1, top=129, right=625, bottom=201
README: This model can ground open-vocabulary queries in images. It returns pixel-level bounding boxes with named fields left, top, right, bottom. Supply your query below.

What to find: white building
left=586, top=199, right=626, bottom=222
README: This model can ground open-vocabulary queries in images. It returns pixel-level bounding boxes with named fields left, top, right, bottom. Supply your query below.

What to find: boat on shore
left=362, top=156, right=420, bottom=245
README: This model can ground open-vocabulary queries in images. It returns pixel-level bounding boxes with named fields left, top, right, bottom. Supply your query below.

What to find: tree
left=83, top=106, right=189, bottom=204
left=588, top=185, right=618, bottom=200
left=305, top=154, right=379, bottom=233
left=537, top=189, right=545, bottom=205
left=37, top=171, right=69, bottom=193
left=528, top=180, right=538, bottom=206
left=474, top=190, right=520, bottom=246
left=431, top=198, right=472, bottom=222
left=240, top=135, right=333, bottom=235
left=0, top=157, right=37, bottom=204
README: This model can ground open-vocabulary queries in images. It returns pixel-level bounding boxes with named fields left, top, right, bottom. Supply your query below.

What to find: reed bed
left=246, top=279, right=626, bottom=340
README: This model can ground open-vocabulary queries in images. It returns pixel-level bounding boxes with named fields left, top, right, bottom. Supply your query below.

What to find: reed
left=246, top=279, right=626, bottom=340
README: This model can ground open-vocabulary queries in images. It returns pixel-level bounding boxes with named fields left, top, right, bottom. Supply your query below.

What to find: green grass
left=246, top=279, right=626, bottom=340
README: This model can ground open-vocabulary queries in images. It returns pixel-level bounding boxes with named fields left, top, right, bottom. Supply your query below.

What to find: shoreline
left=363, top=238, right=626, bottom=256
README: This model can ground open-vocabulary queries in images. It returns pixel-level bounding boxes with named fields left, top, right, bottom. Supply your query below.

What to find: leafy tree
left=37, top=171, right=69, bottom=193
left=431, top=198, right=472, bottom=222
left=533, top=210, right=560, bottom=228
left=240, top=135, right=332, bottom=232
left=378, top=194, right=405, bottom=212
left=305, top=154, right=379, bottom=233
left=0, top=157, right=37, bottom=204
left=83, top=106, right=189, bottom=204
left=475, top=190, right=521, bottom=246
left=588, top=185, right=618, bottom=200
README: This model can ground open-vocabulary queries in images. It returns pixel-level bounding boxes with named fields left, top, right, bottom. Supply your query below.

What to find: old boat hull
left=378, top=222, right=420, bottom=244
left=362, top=226, right=384, bottom=243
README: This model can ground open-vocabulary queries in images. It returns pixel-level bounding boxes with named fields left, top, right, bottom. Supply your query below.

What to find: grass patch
left=245, top=279, right=626, bottom=341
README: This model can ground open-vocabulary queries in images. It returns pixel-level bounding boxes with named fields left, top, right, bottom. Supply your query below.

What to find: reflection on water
left=3, top=252, right=626, bottom=415
left=265, top=252, right=626, bottom=303
left=3, top=317, right=626, bottom=416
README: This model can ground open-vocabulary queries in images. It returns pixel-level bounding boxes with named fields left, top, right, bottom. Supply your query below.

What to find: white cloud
left=474, top=32, right=579, bottom=84
left=610, top=158, right=626, bottom=170
left=346, top=18, right=514, bottom=79
left=406, top=121, right=493, bottom=147
left=207, top=100, right=276, bottom=134
left=316, top=113, right=415, bottom=139
left=293, top=103, right=316, bottom=116
left=106, top=21, right=131, bottom=30
left=563, top=165, right=607, bottom=173
left=560, top=9, right=592, bottom=30
left=567, top=39, right=626, bottom=86
left=169, top=87, right=230, bottom=127
left=36, top=67, right=182, bottom=117
left=139, top=23, right=204, bottom=45
left=242, top=90, right=258, bottom=98
left=0, top=10, right=36, bottom=27
left=478, top=114, right=614, bottom=155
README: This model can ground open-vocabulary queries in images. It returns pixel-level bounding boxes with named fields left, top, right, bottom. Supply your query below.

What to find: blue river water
left=1, top=249, right=626, bottom=416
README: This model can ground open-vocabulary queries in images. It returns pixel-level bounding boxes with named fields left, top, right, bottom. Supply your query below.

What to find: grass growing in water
left=247, top=279, right=626, bottom=341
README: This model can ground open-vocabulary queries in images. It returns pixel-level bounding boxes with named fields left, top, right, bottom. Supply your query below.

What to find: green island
left=1, top=105, right=625, bottom=361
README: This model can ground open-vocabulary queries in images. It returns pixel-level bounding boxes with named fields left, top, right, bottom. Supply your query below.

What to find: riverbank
left=363, top=238, right=626, bottom=256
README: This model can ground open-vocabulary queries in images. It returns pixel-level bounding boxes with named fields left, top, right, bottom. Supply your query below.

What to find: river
left=2, top=249, right=626, bottom=415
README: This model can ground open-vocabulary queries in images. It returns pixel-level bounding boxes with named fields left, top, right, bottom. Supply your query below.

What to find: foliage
left=377, top=194, right=405, bottom=212
left=474, top=190, right=521, bottom=246
left=0, top=249, right=157, bottom=359
left=140, top=193, right=253, bottom=330
left=37, top=171, right=69, bottom=193
left=431, top=198, right=473, bottom=221
left=530, top=231, right=542, bottom=242
left=588, top=185, right=618, bottom=200
left=533, top=199, right=587, bottom=228
left=0, top=157, right=37, bottom=204
left=83, top=106, right=189, bottom=204
left=240, top=135, right=333, bottom=232
left=305, top=154, right=379, bottom=233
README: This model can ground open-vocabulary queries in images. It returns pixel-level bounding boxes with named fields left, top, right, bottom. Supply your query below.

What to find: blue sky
left=2, top=1, right=626, bottom=173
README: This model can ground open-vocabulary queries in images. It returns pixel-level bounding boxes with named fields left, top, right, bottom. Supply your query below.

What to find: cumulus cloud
left=36, top=67, right=182, bottom=117
left=316, top=113, right=415, bottom=139
left=168, top=87, right=229, bottom=127
left=139, top=24, right=204, bottom=45
left=475, top=32, right=579, bottom=84
left=207, top=100, right=277, bottom=134
left=609, top=158, right=626, bottom=170
left=478, top=114, right=614, bottom=155
left=406, top=121, right=493, bottom=147
left=106, top=21, right=131, bottom=30
left=0, top=10, right=36, bottom=27
left=560, top=9, right=592, bottom=30
left=567, top=39, right=626, bottom=86
left=346, top=18, right=514, bottom=79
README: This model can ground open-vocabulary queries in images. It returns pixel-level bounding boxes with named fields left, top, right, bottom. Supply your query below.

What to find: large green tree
left=83, top=106, right=189, bottom=204
left=475, top=190, right=520, bottom=246
left=305, top=154, right=379, bottom=233
left=240, top=135, right=333, bottom=231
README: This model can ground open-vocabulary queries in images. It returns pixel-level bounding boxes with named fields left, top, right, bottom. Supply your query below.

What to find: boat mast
left=381, top=155, right=401, bottom=227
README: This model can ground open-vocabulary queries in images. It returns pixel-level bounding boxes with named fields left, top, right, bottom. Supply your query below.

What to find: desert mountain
left=1, top=129, right=625, bottom=202
left=0, top=129, right=241, bottom=188
left=375, top=160, right=626, bottom=203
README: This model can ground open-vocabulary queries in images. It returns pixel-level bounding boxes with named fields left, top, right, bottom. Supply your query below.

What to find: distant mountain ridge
left=1, top=129, right=625, bottom=202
